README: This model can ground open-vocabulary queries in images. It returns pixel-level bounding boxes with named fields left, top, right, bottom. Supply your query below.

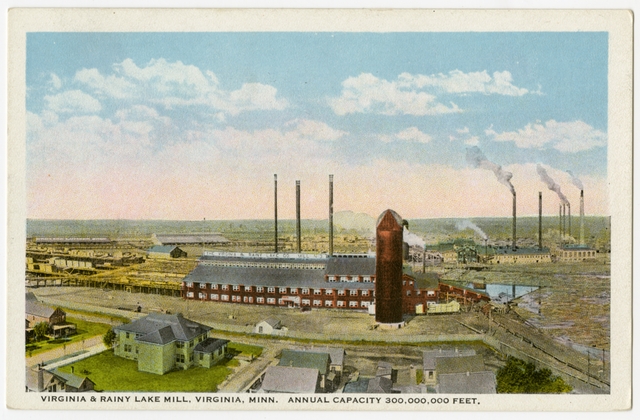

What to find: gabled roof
left=279, top=349, right=329, bottom=375
left=422, top=348, right=476, bottom=370
left=25, top=301, right=61, bottom=319
left=260, top=318, right=281, bottom=328
left=50, top=368, right=93, bottom=389
left=25, top=292, right=38, bottom=302
left=437, top=371, right=497, bottom=394
left=343, top=378, right=370, bottom=393
left=436, top=355, right=486, bottom=374
left=300, top=346, right=345, bottom=367
left=148, top=245, right=180, bottom=254
left=261, top=366, right=319, bottom=393
left=194, top=338, right=229, bottom=354
left=115, top=313, right=211, bottom=345
left=367, top=376, right=394, bottom=393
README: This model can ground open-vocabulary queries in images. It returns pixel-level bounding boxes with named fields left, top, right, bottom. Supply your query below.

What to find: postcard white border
left=5, top=7, right=633, bottom=412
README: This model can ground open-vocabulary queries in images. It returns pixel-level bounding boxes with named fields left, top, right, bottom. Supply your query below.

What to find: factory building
left=488, top=247, right=552, bottom=264
left=558, top=245, right=597, bottom=262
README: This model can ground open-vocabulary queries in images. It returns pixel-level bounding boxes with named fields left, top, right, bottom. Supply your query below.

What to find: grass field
left=57, top=350, right=235, bottom=392
left=227, top=342, right=263, bottom=358
left=26, top=316, right=112, bottom=356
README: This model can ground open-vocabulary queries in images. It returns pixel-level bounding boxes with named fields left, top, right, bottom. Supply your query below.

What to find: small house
left=147, top=245, right=188, bottom=259
left=254, top=318, right=282, bottom=335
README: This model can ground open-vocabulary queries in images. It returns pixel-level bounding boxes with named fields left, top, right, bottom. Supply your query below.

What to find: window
left=325, top=290, right=333, bottom=295
left=361, top=290, right=369, bottom=297
left=212, top=284, right=218, bottom=290
left=186, top=292, right=194, bottom=298
left=406, top=291, right=411, bottom=296
left=361, top=301, right=369, bottom=307
left=338, top=290, right=346, bottom=296
left=290, top=288, right=298, bottom=294
left=200, top=283, right=207, bottom=289
left=189, top=340, right=194, bottom=347
left=257, top=297, right=264, bottom=304
left=337, top=301, right=345, bottom=307
left=200, top=353, right=204, bottom=361
left=125, top=332, right=130, bottom=339
left=198, top=292, right=206, bottom=299
left=328, top=276, right=336, bottom=282
left=363, top=276, right=371, bottom=283
left=325, top=300, right=333, bottom=307
left=189, top=354, right=194, bottom=362
left=176, top=341, right=184, bottom=348
left=314, top=289, right=322, bottom=295
left=267, top=287, right=275, bottom=293
left=301, top=288, right=310, bottom=295
left=222, top=285, right=229, bottom=291
left=211, top=293, right=219, bottom=300
left=232, top=285, right=240, bottom=291
left=267, top=298, right=276, bottom=304
left=302, top=299, right=310, bottom=306
left=349, top=301, right=358, bottom=307
left=256, top=286, right=263, bottom=293
left=124, top=344, right=132, bottom=352
left=340, top=276, right=348, bottom=282
left=176, top=354, right=185, bottom=363
left=313, top=300, right=322, bottom=306
left=278, top=298, right=285, bottom=305
left=279, top=287, right=287, bottom=293
left=221, top=294, right=229, bottom=301
left=244, top=286, right=252, bottom=292
left=427, top=290, right=436, bottom=296
left=232, top=295, right=240, bottom=302
left=350, top=290, right=358, bottom=296
left=185, top=282, right=193, bottom=288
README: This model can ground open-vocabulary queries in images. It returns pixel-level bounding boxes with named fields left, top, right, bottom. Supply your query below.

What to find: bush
left=103, top=329, right=116, bottom=348
left=496, top=357, right=572, bottom=393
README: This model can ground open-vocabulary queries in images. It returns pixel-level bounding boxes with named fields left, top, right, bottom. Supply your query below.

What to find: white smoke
left=566, top=170, right=584, bottom=190
left=466, top=146, right=515, bottom=195
left=456, top=220, right=488, bottom=240
left=537, top=164, right=569, bottom=205
left=403, top=228, right=426, bottom=248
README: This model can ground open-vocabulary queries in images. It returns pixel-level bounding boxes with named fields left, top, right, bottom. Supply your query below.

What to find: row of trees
left=497, top=357, right=572, bottom=393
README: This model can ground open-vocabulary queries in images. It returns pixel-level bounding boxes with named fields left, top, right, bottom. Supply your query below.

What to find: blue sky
left=25, top=32, right=609, bottom=220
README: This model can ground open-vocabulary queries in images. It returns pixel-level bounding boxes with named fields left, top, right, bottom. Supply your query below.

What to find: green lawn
left=57, top=350, right=233, bottom=392
left=26, top=317, right=112, bottom=356
left=227, top=342, right=263, bottom=358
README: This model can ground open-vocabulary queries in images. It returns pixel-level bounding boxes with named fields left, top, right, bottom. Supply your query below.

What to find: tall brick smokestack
left=329, top=174, right=334, bottom=256
left=580, top=190, right=585, bottom=245
left=559, top=204, right=563, bottom=245
left=538, top=192, right=542, bottom=249
left=375, top=209, right=404, bottom=325
left=562, top=204, right=566, bottom=238
left=274, top=174, right=278, bottom=253
left=296, top=180, right=301, bottom=253
left=512, top=193, right=517, bottom=250
left=568, top=203, right=571, bottom=239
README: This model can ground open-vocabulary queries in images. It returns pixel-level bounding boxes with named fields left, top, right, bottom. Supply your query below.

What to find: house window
left=233, top=285, right=240, bottom=291
left=189, top=340, right=194, bottom=347
left=325, top=290, right=333, bottom=295
left=221, top=294, right=229, bottom=301
left=257, top=297, right=264, bottom=304
left=325, top=301, right=333, bottom=307
left=125, top=333, right=130, bottom=339
left=124, top=344, right=132, bottom=352
left=427, top=291, right=435, bottom=296
left=290, top=288, right=298, bottom=294
left=185, top=282, right=193, bottom=288
left=328, top=276, right=336, bottom=282
left=186, top=292, right=194, bottom=298
left=212, top=284, right=218, bottom=290
left=232, top=295, right=240, bottom=302
left=256, top=286, right=264, bottom=293
left=349, top=301, right=358, bottom=307
left=200, top=283, right=207, bottom=289
left=302, top=299, right=310, bottom=306
left=313, top=300, right=322, bottom=306
left=278, top=298, right=285, bottom=305
left=340, top=276, right=348, bottom=282
left=361, top=301, right=369, bottom=307
left=361, top=290, right=369, bottom=297
left=211, top=294, right=219, bottom=300
left=244, top=286, right=252, bottom=292
left=363, top=276, right=371, bottom=283
left=189, top=354, right=194, bottom=362
left=222, top=285, right=229, bottom=291
left=176, top=341, right=184, bottom=348
left=267, top=287, right=275, bottom=293
left=314, top=289, right=322, bottom=295
left=337, top=301, right=345, bottom=307
left=200, top=353, right=204, bottom=361
left=338, top=290, right=346, bottom=296
left=301, top=288, right=309, bottom=294
left=176, top=354, right=185, bottom=363
left=350, top=290, right=358, bottom=296
left=267, top=298, right=276, bottom=304
left=198, top=292, right=206, bottom=299
left=279, top=287, right=287, bottom=293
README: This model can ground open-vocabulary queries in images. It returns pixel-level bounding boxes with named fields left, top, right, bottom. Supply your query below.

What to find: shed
left=147, top=245, right=187, bottom=259
left=254, top=318, right=282, bottom=334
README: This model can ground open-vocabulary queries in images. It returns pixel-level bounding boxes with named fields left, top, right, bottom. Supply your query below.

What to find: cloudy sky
left=26, top=32, right=608, bottom=220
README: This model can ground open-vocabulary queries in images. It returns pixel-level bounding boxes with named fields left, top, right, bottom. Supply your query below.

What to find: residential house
left=422, top=348, right=476, bottom=385
left=254, top=318, right=282, bottom=335
left=260, top=365, right=320, bottom=393
left=114, top=313, right=217, bottom=375
left=26, top=365, right=95, bottom=393
left=25, top=300, right=75, bottom=338
left=279, top=349, right=331, bottom=392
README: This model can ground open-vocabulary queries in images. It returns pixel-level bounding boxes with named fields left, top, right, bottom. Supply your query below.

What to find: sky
left=25, top=32, right=609, bottom=220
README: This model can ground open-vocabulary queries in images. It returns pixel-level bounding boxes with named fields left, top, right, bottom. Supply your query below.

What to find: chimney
left=538, top=192, right=543, bottom=249
left=568, top=203, right=571, bottom=239
left=559, top=204, right=562, bottom=245
left=274, top=174, right=278, bottom=253
left=580, top=190, right=585, bottom=245
left=329, top=174, right=334, bottom=256
left=296, top=180, right=301, bottom=253
left=562, top=204, right=566, bottom=238
left=512, top=193, right=517, bottom=250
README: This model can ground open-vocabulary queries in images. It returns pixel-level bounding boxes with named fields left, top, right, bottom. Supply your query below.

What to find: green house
left=114, top=313, right=224, bottom=375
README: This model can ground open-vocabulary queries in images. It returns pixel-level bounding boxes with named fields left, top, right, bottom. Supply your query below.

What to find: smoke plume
left=466, top=146, right=515, bottom=195
left=537, top=164, right=569, bottom=204
left=403, top=228, right=426, bottom=248
left=456, top=220, right=488, bottom=240
left=566, top=170, right=584, bottom=190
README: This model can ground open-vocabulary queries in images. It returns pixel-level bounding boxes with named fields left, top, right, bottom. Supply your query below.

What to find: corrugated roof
left=261, top=366, right=319, bottom=393
left=279, top=350, right=329, bottom=375
left=115, top=313, right=211, bottom=345
left=437, top=371, right=497, bottom=394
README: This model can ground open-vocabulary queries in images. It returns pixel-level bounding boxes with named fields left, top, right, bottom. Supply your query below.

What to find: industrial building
left=152, top=233, right=229, bottom=246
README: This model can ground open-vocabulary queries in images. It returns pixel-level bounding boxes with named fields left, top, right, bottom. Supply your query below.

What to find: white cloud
left=398, top=70, right=531, bottom=96
left=284, top=119, right=347, bottom=141
left=329, top=73, right=460, bottom=116
left=74, top=58, right=287, bottom=116
left=464, top=136, right=480, bottom=146
left=456, top=126, right=469, bottom=134
left=486, top=120, right=607, bottom=153
left=49, top=73, right=62, bottom=91
left=381, top=127, right=432, bottom=144
left=44, top=90, right=102, bottom=114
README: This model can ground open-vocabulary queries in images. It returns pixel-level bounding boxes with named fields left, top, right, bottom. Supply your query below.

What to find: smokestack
left=568, top=203, right=571, bottom=239
left=562, top=204, right=566, bottom=238
left=559, top=204, right=562, bottom=245
left=296, top=180, right=301, bottom=253
left=512, top=193, right=517, bottom=250
left=274, top=174, right=278, bottom=253
left=329, top=174, right=334, bottom=256
left=538, top=192, right=542, bottom=249
left=580, top=190, right=585, bottom=245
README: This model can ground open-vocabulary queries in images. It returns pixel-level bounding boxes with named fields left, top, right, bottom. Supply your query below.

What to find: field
left=26, top=316, right=112, bottom=357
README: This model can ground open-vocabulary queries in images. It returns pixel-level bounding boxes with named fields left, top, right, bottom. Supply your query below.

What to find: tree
left=33, top=322, right=49, bottom=341
left=102, top=329, right=116, bottom=348
left=496, top=357, right=572, bottom=394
